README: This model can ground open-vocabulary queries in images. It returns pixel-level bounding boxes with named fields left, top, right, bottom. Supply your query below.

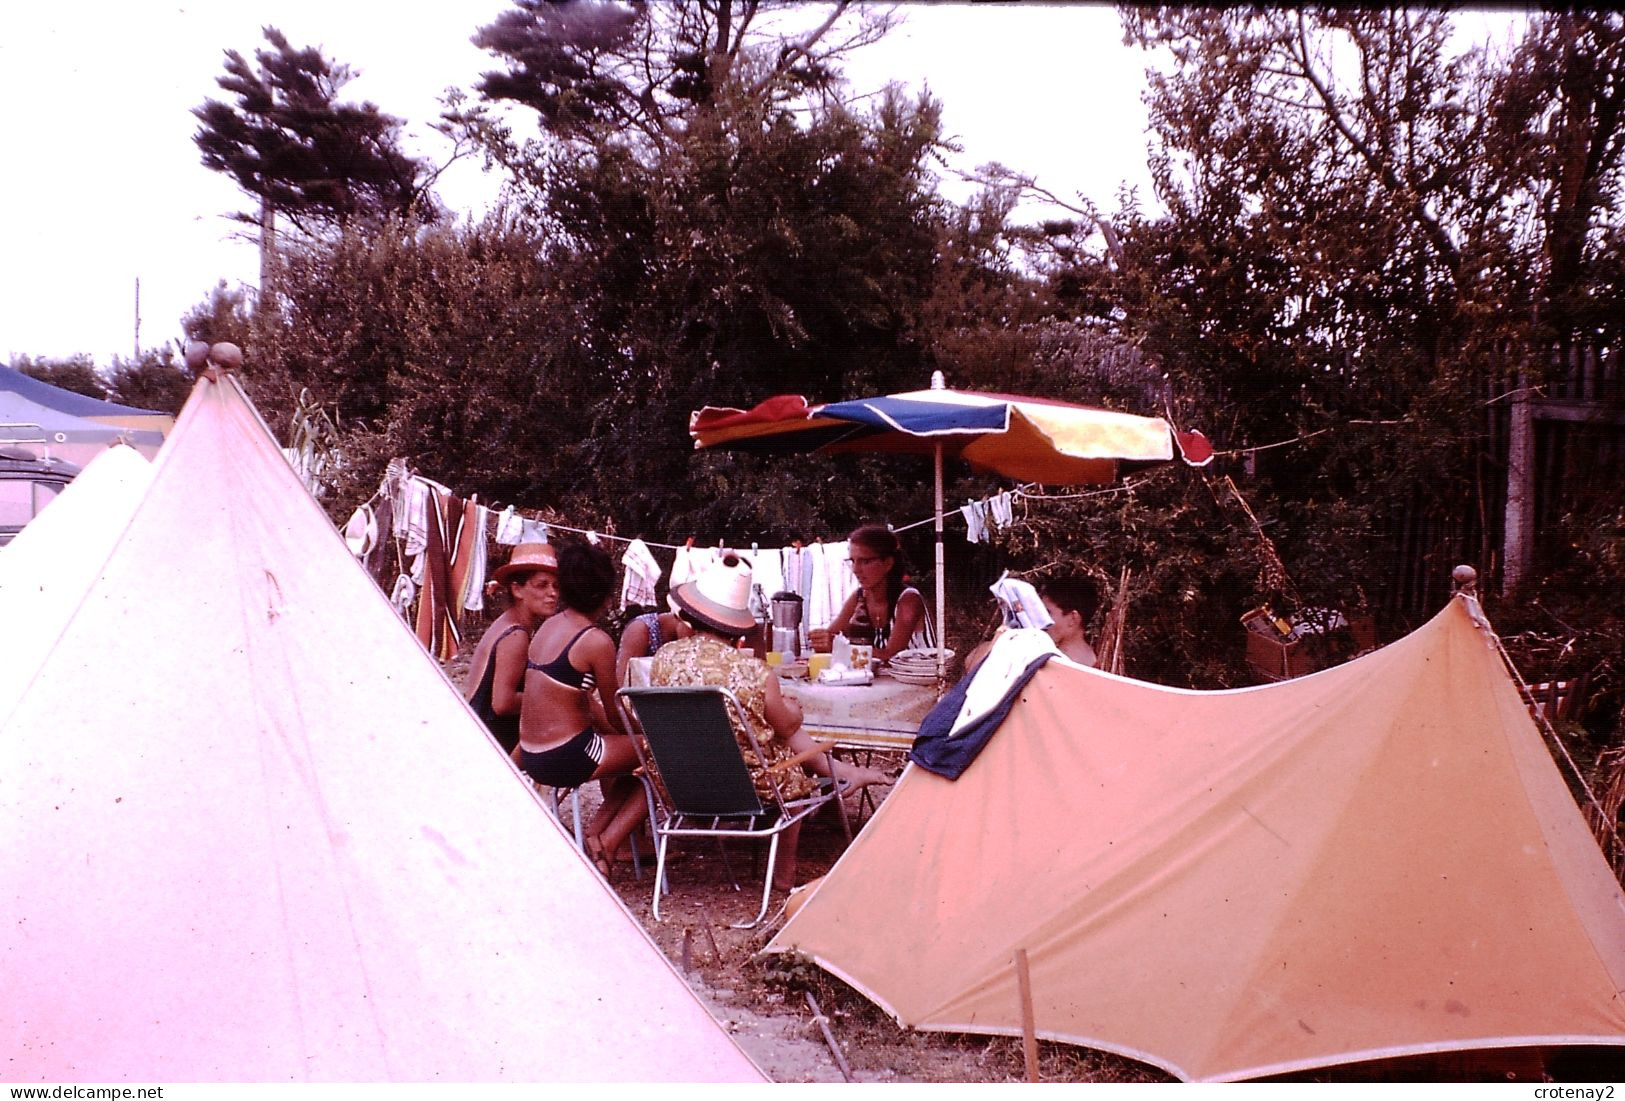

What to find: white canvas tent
left=0, top=443, right=152, bottom=707
left=0, top=373, right=763, bottom=1082
left=768, top=603, right=1625, bottom=1082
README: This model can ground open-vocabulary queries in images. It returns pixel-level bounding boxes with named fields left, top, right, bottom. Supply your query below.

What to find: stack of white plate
left=887, top=648, right=951, bottom=685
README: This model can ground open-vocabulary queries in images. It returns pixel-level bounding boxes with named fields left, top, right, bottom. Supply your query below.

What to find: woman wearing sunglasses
left=810, top=523, right=934, bottom=663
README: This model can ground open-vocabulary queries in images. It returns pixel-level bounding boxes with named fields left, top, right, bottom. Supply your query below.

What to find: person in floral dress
left=653, top=553, right=887, bottom=889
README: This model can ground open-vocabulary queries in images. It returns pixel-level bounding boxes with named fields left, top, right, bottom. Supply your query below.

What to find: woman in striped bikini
left=516, top=540, right=646, bottom=876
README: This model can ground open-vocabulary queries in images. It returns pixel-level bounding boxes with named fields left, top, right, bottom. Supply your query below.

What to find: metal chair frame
left=616, top=685, right=844, bottom=928
left=544, top=779, right=656, bottom=881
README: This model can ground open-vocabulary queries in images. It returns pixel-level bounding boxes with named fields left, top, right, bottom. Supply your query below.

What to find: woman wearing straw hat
left=652, top=553, right=889, bottom=891
left=517, top=540, right=647, bottom=876
left=464, top=542, right=558, bottom=756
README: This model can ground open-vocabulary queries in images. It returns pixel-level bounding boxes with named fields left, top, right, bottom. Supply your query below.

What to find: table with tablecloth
left=780, top=672, right=940, bottom=750
left=626, top=655, right=940, bottom=749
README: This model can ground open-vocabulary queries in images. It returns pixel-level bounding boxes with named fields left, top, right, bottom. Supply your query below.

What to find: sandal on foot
left=584, top=836, right=612, bottom=879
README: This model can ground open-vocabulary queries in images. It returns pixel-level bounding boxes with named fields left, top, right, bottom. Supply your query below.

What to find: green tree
left=181, top=280, right=256, bottom=350
left=1093, top=9, right=1625, bottom=612
left=105, top=348, right=194, bottom=415
left=11, top=355, right=105, bottom=399
left=455, top=1, right=952, bottom=541
left=1014, top=8, right=1625, bottom=707
left=243, top=212, right=585, bottom=511
left=468, top=0, right=895, bottom=156
left=193, top=26, right=438, bottom=238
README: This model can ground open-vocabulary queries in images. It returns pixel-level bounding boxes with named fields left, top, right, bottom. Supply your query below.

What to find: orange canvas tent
left=767, top=603, right=1625, bottom=1081
left=0, top=371, right=762, bottom=1083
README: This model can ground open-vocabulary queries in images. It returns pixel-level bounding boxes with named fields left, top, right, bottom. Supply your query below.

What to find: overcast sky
left=0, top=3, right=1522, bottom=366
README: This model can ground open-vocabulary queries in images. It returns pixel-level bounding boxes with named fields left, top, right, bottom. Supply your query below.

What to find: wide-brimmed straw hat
left=671, top=552, right=756, bottom=634
left=493, top=542, right=558, bottom=584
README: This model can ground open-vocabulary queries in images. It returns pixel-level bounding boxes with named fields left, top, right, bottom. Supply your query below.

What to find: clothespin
left=586, top=530, right=600, bottom=545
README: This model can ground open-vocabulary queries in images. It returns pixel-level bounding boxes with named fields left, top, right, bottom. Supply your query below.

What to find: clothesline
left=1011, top=476, right=1159, bottom=503
left=1213, top=417, right=1409, bottom=458
left=344, top=457, right=1182, bottom=658
left=484, top=486, right=1023, bottom=549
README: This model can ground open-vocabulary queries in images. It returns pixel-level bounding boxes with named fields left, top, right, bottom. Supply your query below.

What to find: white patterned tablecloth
left=781, top=673, right=940, bottom=750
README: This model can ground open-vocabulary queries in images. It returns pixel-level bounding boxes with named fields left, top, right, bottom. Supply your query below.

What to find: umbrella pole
left=935, top=442, right=946, bottom=681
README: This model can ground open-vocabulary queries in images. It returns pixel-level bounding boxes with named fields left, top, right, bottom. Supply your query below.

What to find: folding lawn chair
left=616, top=685, right=846, bottom=928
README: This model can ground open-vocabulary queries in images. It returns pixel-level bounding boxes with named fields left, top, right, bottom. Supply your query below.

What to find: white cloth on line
left=462, top=506, right=491, bottom=613
left=494, top=506, right=523, bottom=545
left=750, top=547, right=786, bottom=600
left=960, top=500, right=987, bottom=543
left=343, top=504, right=377, bottom=557
left=988, top=490, right=1014, bottom=530
left=671, top=544, right=709, bottom=587
left=395, top=477, right=432, bottom=557
left=806, top=541, right=855, bottom=630
left=389, top=573, right=416, bottom=618
left=620, top=538, right=662, bottom=610
left=779, top=546, right=804, bottom=598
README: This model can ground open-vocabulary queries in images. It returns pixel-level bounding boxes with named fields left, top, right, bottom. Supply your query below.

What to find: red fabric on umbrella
left=1174, top=429, right=1214, bottom=466
left=689, top=394, right=813, bottom=435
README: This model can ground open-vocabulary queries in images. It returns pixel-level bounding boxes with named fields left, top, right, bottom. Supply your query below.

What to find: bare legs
left=785, top=727, right=891, bottom=790
left=583, top=735, right=648, bottom=873
left=771, top=821, right=804, bottom=892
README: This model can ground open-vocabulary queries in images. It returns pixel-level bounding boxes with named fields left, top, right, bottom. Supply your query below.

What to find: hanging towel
left=831, top=540, right=857, bottom=616
left=750, top=547, right=786, bottom=601
left=988, top=490, right=1014, bottom=531
left=990, top=575, right=1053, bottom=630
left=437, top=493, right=465, bottom=658
left=806, top=543, right=833, bottom=629
left=396, top=477, right=432, bottom=557
left=519, top=518, right=551, bottom=544
left=807, top=541, right=855, bottom=630
left=780, top=546, right=804, bottom=598
left=495, top=505, right=523, bottom=545
left=671, top=543, right=705, bottom=588
left=414, top=487, right=462, bottom=661
left=960, top=500, right=987, bottom=544
left=449, top=499, right=488, bottom=619
left=620, top=538, right=662, bottom=610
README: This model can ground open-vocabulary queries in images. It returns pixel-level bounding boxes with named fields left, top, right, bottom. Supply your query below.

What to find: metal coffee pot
left=770, top=592, right=804, bottom=657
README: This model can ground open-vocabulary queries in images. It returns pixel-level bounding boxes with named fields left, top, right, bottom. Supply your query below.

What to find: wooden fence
left=1385, top=340, right=1622, bottom=621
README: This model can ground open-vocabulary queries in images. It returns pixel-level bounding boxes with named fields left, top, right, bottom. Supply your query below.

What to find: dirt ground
left=563, top=781, right=1172, bottom=1085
